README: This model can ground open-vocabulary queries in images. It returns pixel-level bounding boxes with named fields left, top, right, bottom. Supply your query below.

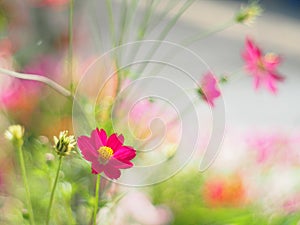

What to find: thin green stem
left=105, top=0, right=116, bottom=48
left=135, top=0, right=195, bottom=77
left=0, top=68, right=71, bottom=97
left=46, top=155, right=63, bottom=225
left=181, top=19, right=235, bottom=46
left=93, top=174, right=101, bottom=225
left=126, top=0, right=155, bottom=61
left=17, top=144, right=35, bottom=225
left=218, top=67, right=245, bottom=84
left=68, top=0, right=74, bottom=93
left=148, top=0, right=180, bottom=32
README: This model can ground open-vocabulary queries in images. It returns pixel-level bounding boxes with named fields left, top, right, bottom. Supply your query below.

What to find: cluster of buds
left=53, top=130, right=76, bottom=156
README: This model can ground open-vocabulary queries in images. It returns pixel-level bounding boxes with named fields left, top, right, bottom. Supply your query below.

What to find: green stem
left=93, top=174, right=101, bottom=225
left=17, top=144, right=35, bottom=225
left=46, top=155, right=63, bottom=225
left=218, top=67, right=244, bottom=84
left=135, top=0, right=195, bottom=77
left=0, top=68, right=71, bottom=97
left=105, top=0, right=116, bottom=48
left=181, top=19, right=235, bottom=46
left=68, top=0, right=74, bottom=93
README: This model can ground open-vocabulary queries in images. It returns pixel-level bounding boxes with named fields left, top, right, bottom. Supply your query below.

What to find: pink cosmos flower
left=77, top=128, right=136, bottom=179
left=198, top=72, right=221, bottom=107
left=242, top=37, right=284, bottom=93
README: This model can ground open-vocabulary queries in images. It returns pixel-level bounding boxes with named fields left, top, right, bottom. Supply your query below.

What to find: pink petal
left=109, top=158, right=133, bottom=169
left=271, top=72, right=284, bottom=82
left=77, top=136, right=98, bottom=161
left=253, top=75, right=261, bottom=90
left=200, top=72, right=221, bottom=107
left=264, top=55, right=281, bottom=71
left=113, top=146, right=136, bottom=162
left=91, top=161, right=105, bottom=174
left=98, top=129, right=108, bottom=146
left=92, top=168, right=99, bottom=174
left=91, top=129, right=103, bottom=149
left=266, top=75, right=277, bottom=94
left=103, top=164, right=121, bottom=179
left=118, top=134, right=124, bottom=144
left=107, top=133, right=123, bottom=151
left=246, top=37, right=262, bottom=59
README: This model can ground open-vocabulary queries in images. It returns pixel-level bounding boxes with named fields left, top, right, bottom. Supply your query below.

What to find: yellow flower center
left=257, top=58, right=265, bottom=71
left=264, top=53, right=277, bottom=62
left=98, top=146, right=113, bottom=164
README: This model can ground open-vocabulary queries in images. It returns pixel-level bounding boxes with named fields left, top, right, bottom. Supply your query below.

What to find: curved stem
left=0, top=68, right=71, bottom=97
left=93, top=174, right=101, bottom=225
left=17, top=144, right=35, bottom=225
left=46, top=155, right=63, bottom=225
left=180, top=19, right=235, bottom=46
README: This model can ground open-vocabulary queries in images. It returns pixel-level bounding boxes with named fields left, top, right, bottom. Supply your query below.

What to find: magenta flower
left=77, top=128, right=136, bottom=179
left=198, top=72, right=221, bottom=107
left=242, top=37, right=284, bottom=93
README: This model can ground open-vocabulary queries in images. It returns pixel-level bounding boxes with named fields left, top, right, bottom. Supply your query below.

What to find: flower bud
left=235, top=2, right=262, bottom=25
left=4, top=125, right=24, bottom=147
left=53, top=130, right=76, bottom=156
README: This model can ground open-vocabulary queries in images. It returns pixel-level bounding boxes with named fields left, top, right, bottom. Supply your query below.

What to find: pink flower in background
left=30, top=0, right=69, bottom=7
left=242, top=37, right=284, bottom=93
left=247, top=133, right=300, bottom=165
left=198, top=72, right=221, bottom=107
left=0, top=56, right=60, bottom=123
left=111, top=191, right=173, bottom=225
left=247, top=135, right=274, bottom=164
left=0, top=38, right=14, bottom=69
left=283, top=195, right=300, bottom=214
left=77, top=128, right=136, bottom=179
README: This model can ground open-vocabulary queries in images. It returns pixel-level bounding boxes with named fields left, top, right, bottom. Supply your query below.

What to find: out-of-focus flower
left=197, top=72, right=221, bottom=107
left=0, top=55, right=61, bottom=124
left=129, top=99, right=154, bottom=139
left=4, top=125, right=25, bottom=146
left=235, top=2, right=262, bottom=25
left=45, top=153, right=55, bottom=165
left=110, top=191, right=173, bottom=225
left=282, top=194, right=300, bottom=214
left=77, top=128, right=136, bottom=179
left=242, top=37, right=284, bottom=93
left=202, top=175, right=246, bottom=207
left=247, top=133, right=300, bottom=165
left=30, top=0, right=69, bottom=8
left=0, top=79, right=38, bottom=123
left=0, top=38, right=14, bottom=69
left=53, top=130, right=76, bottom=156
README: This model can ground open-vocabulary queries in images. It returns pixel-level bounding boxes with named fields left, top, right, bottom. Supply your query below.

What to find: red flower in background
left=242, top=37, right=284, bottom=93
left=77, top=128, right=136, bottom=179
left=202, top=175, right=246, bottom=207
